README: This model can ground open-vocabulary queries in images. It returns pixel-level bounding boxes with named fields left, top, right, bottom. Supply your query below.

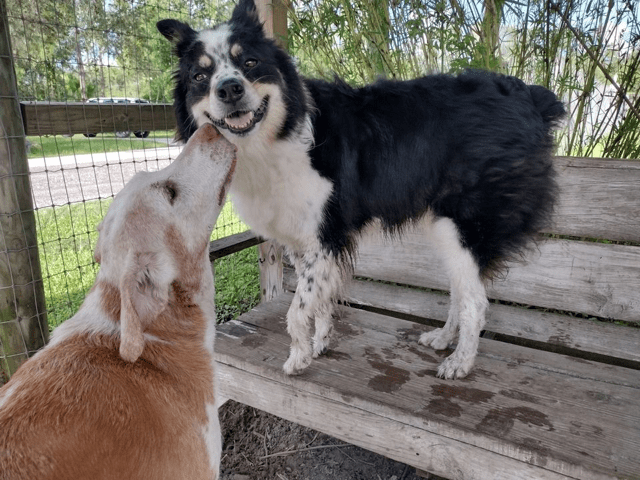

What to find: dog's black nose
left=216, top=78, right=245, bottom=103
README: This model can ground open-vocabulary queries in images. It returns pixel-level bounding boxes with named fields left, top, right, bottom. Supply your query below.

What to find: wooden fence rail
left=20, top=102, right=176, bottom=136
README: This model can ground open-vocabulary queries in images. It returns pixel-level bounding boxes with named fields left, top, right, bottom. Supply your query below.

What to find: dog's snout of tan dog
left=0, top=124, right=235, bottom=480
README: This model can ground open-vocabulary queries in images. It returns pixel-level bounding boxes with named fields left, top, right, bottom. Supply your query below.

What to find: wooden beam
left=209, top=230, right=262, bottom=261
left=255, top=0, right=289, bottom=48
left=259, top=241, right=284, bottom=302
left=254, top=0, right=287, bottom=303
left=0, top=0, right=49, bottom=380
left=20, top=102, right=176, bottom=136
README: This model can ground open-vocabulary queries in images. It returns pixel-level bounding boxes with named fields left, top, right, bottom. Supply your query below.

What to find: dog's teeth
left=225, top=111, right=254, bottom=130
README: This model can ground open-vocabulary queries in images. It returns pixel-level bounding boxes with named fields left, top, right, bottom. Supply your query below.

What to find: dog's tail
left=529, top=85, right=566, bottom=128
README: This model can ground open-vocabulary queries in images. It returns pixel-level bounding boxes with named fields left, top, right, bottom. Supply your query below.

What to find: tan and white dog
left=0, top=124, right=236, bottom=480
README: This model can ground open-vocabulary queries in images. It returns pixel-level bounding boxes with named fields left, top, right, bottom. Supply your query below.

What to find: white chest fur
left=229, top=133, right=332, bottom=252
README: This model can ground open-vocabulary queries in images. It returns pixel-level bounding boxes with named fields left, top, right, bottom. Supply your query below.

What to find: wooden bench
left=211, top=156, right=640, bottom=480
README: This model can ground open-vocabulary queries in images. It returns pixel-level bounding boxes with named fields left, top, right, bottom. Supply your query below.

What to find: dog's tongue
left=225, top=111, right=254, bottom=130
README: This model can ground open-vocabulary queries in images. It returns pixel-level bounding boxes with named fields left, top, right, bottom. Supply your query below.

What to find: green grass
left=36, top=198, right=259, bottom=330
left=26, top=131, right=174, bottom=158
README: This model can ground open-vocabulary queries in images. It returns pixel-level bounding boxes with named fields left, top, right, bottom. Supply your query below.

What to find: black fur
left=306, top=72, right=564, bottom=276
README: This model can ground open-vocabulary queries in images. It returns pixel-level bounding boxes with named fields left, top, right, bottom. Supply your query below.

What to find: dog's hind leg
left=418, top=217, right=488, bottom=379
left=283, top=248, right=341, bottom=375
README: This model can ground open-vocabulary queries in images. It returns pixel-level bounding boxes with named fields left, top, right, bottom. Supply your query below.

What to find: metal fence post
left=0, top=0, right=49, bottom=383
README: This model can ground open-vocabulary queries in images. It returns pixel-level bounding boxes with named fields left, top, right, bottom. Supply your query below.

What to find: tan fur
left=199, top=55, right=212, bottom=68
left=0, top=125, right=236, bottom=480
left=230, top=43, right=242, bottom=58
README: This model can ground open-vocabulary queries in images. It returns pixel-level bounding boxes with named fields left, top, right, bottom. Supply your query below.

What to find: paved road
left=29, top=145, right=183, bottom=209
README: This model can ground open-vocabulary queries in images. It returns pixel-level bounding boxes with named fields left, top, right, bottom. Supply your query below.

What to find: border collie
left=157, top=0, right=565, bottom=379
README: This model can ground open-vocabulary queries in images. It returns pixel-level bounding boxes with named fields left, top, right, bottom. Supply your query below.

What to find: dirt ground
left=219, top=400, right=448, bottom=480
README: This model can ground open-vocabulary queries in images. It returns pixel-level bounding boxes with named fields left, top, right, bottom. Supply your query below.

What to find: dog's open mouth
left=206, top=96, right=269, bottom=135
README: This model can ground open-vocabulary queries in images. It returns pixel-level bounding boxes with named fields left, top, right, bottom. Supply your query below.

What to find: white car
left=84, top=97, right=150, bottom=138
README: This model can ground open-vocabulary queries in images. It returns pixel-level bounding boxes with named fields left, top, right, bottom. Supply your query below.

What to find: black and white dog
left=158, top=0, right=565, bottom=379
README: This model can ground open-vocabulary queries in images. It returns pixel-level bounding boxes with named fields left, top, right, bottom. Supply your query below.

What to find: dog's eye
left=244, top=59, right=258, bottom=69
left=194, top=73, right=207, bottom=82
left=164, top=182, right=178, bottom=204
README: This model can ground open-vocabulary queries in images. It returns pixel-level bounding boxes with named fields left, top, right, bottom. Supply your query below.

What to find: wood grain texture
left=21, top=102, right=176, bottom=136
left=286, top=265, right=640, bottom=366
left=339, top=278, right=640, bottom=365
left=255, top=0, right=289, bottom=48
left=355, top=234, right=640, bottom=323
left=552, top=157, right=640, bottom=242
left=215, top=294, right=640, bottom=479
left=217, top=365, right=576, bottom=480
left=208, top=230, right=262, bottom=261
left=1, top=0, right=48, bottom=379
left=259, top=241, right=284, bottom=302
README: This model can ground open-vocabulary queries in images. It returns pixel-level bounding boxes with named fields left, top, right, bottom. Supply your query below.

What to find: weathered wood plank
left=336, top=277, right=640, bottom=365
left=208, top=230, right=262, bottom=261
left=356, top=234, right=640, bottom=323
left=216, top=364, right=577, bottom=480
left=259, top=241, right=284, bottom=302
left=1, top=0, right=48, bottom=380
left=255, top=0, right=289, bottom=48
left=20, top=102, right=176, bottom=136
left=552, top=157, right=640, bottom=242
left=215, top=294, right=640, bottom=479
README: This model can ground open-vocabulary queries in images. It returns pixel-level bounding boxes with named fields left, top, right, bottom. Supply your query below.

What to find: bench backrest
left=353, top=156, right=640, bottom=366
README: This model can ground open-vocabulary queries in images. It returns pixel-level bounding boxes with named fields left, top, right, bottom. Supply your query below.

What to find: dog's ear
left=231, top=0, right=262, bottom=28
left=119, top=251, right=172, bottom=363
left=157, top=19, right=197, bottom=55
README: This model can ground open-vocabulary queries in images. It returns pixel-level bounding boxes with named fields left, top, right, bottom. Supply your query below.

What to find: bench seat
left=212, top=155, right=640, bottom=479
left=214, top=293, right=640, bottom=480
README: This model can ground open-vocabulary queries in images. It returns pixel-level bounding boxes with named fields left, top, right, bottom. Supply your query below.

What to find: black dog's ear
left=231, top=0, right=262, bottom=26
left=157, top=19, right=196, bottom=45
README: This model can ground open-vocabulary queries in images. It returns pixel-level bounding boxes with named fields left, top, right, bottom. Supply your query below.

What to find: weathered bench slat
left=344, top=279, right=640, bottom=367
left=283, top=268, right=640, bottom=365
left=215, top=293, right=640, bottom=480
left=356, top=235, right=640, bottom=323
left=553, top=157, right=640, bottom=242
left=216, top=365, right=577, bottom=480
left=209, top=230, right=261, bottom=261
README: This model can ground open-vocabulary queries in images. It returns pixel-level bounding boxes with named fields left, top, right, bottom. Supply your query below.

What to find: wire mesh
left=1, top=0, right=258, bottom=384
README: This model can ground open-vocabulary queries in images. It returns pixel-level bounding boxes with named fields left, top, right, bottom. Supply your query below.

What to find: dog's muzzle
left=206, top=95, right=270, bottom=136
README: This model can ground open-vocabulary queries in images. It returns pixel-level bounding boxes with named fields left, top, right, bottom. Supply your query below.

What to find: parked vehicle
left=84, top=98, right=150, bottom=138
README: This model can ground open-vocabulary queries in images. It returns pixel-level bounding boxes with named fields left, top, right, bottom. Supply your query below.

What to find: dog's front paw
left=419, top=328, right=455, bottom=351
left=283, top=346, right=312, bottom=375
left=312, top=332, right=331, bottom=358
left=436, top=350, right=474, bottom=380
left=312, top=341, right=329, bottom=358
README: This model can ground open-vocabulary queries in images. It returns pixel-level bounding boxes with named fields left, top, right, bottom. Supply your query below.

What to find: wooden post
left=258, top=242, right=284, bottom=302
left=255, top=0, right=289, bottom=48
left=0, top=0, right=49, bottom=382
left=255, top=0, right=287, bottom=303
